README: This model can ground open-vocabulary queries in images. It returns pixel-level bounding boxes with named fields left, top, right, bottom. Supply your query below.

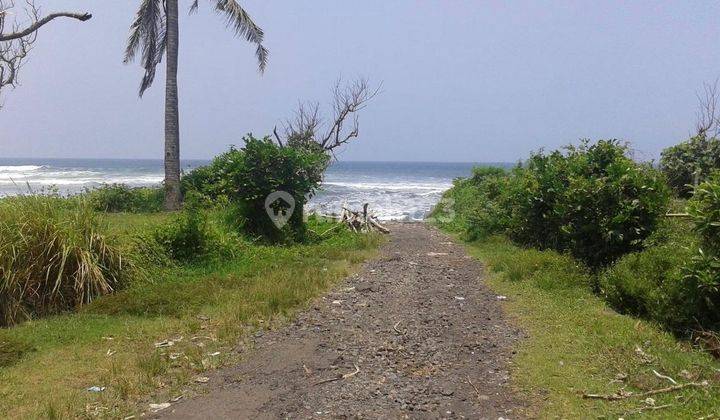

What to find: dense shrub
left=599, top=219, right=706, bottom=332
left=183, top=135, right=329, bottom=242
left=504, top=151, right=569, bottom=250
left=683, top=172, right=720, bottom=326
left=85, top=184, right=163, bottom=213
left=660, top=135, right=720, bottom=197
left=508, top=140, right=670, bottom=268
left=429, top=166, right=510, bottom=239
left=150, top=197, right=231, bottom=262
left=0, top=196, right=133, bottom=326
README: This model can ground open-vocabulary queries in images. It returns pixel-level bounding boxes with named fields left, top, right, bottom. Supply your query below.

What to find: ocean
left=0, top=158, right=511, bottom=221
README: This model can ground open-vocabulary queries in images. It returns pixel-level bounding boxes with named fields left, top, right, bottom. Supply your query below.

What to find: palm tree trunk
left=163, top=0, right=181, bottom=210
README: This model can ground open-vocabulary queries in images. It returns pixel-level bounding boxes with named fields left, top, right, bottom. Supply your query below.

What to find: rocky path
left=161, top=223, right=525, bottom=419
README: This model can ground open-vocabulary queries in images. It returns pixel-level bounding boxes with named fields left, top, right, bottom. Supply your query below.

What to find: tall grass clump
left=0, top=196, right=133, bottom=327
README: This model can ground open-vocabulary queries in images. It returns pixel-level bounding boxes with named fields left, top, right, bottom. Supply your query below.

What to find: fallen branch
left=393, top=320, right=406, bottom=335
left=652, top=370, right=677, bottom=385
left=313, top=364, right=360, bottom=386
left=466, top=375, right=483, bottom=401
left=582, top=381, right=709, bottom=400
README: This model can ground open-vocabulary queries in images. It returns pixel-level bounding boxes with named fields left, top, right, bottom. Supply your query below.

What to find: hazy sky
left=1, top=1, right=720, bottom=162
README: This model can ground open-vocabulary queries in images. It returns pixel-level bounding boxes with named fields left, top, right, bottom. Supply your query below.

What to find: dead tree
left=695, top=78, right=720, bottom=138
left=0, top=1, right=91, bottom=108
left=274, top=77, right=381, bottom=154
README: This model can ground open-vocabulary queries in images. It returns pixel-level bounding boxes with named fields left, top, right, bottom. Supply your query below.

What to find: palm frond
left=124, top=0, right=166, bottom=96
left=213, top=0, right=268, bottom=72
left=189, top=0, right=199, bottom=14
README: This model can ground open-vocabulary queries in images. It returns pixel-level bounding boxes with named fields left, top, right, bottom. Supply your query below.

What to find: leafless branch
left=0, top=0, right=91, bottom=108
left=278, top=77, right=381, bottom=153
left=695, top=79, right=720, bottom=138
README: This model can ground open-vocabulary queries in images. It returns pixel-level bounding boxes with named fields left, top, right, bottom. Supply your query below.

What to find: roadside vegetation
left=0, top=181, right=381, bottom=417
left=432, top=137, right=720, bottom=417
left=0, top=79, right=382, bottom=416
left=468, top=237, right=719, bottom=418
left=0, top=210, right=379, bottom=418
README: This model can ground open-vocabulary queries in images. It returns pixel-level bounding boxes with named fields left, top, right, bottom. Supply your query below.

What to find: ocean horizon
left=0, top=158, right=515, bottom=220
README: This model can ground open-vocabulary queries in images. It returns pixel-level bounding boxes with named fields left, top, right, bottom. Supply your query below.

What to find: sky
left=1, top=1, right=720, bottom=162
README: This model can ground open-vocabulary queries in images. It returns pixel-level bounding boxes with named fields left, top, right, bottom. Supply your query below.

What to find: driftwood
left=340, top=203, right=390, bottom=234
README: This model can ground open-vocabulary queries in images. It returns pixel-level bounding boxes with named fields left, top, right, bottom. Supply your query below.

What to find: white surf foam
left=0, top=165, right=44, bottom=172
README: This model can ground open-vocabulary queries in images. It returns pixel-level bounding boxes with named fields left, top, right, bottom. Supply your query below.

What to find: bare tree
left=0, top=0, right=91, bottom=108
left=275, top=78, right=381, bottom=154
left=695, top=78, right=720, bottom=138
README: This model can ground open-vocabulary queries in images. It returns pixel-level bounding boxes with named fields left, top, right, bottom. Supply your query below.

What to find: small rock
left=356, top=283, right=374, bottom=293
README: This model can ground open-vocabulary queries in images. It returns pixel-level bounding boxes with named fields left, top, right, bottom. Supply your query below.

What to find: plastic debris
left=496, top=295, right=507, bottom=301
left=86, top=386, right=105, bottom=393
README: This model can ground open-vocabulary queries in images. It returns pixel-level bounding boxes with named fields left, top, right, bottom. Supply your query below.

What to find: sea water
left=0, top=158, right=512, bottom=221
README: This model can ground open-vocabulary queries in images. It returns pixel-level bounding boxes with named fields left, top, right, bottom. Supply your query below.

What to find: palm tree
left=125, top=0, right=267, bottom=210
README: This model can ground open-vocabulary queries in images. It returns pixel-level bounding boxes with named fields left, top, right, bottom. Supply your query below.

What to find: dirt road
left=161, top=223, right=524, bottom=419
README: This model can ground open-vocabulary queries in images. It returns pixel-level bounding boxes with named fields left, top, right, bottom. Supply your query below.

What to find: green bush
left=504, top=151, right=569, bottom=250
left=430, top=166, right=510, bottom=239
left=599, top=219, right=704, bottom=332
left=508, top=140, right=670, bottom=268
left=0, top=196, right=133, bottom=326
left=183, top=135, right=329, bottom=242
left=85, top=184, right=163, bottom=213
left=660, top=135, right=720, bottom=197
left=150, top=197, right=229, bottom=262
left=683, top=172, right=720, bottom=326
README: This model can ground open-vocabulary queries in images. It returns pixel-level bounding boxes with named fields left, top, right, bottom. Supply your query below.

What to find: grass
left=463, top=236, right=720, bottom=418
left=0, top=196, right=133, bottom=327
left=0, top=211, right=381, bottom=418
